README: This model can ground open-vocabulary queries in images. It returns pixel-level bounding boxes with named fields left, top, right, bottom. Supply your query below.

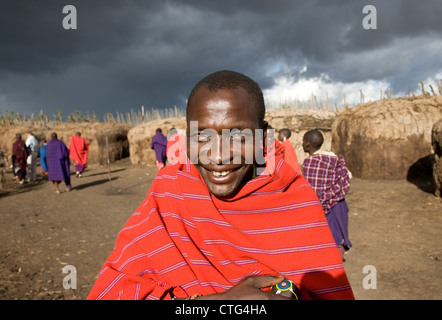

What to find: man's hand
left=198, top=275, right=294, bottom=300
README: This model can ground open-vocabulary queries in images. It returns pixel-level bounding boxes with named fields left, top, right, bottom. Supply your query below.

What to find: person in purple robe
left=46, top=132, right=71, bottom=194
left=150, top=128, right=167, bottom=170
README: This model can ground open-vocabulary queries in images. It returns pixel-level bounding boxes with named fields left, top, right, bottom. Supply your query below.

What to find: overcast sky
left=1, top=0, right=441, bottom=120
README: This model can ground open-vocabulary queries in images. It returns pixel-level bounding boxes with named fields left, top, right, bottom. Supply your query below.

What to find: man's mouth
left=211, top=170, right=232, bottom=177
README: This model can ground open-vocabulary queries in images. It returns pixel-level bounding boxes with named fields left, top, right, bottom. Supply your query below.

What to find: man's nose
left=208, top=135, right=230, bottom=164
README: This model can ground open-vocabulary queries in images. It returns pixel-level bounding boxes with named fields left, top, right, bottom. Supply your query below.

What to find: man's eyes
left=229, top=131, right=250, bottom=142
left=198, top=133, right=211, bottom=142
left=191, top=131, right=253, bottom=143
left=190, top=133, right=211, bottom=142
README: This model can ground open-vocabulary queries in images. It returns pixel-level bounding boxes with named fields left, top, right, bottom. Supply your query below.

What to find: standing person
left=150, top=128, right=167, bottom=170
left=277, top=128, right=302, bottom=174
left=39, top=138, right=48, bottom=176
left=46, top=132, right=71, bottom=194
left=88, top=70, right=353, bottom=300
left=69, top=132, right=89, bottom=178
left=25, top=132, right=39, bottom=182
left=166, top=128, right=186, bottom=165
left=12, top=134, right=28, bottom=184
left=302, top=129, right=352, bottom=260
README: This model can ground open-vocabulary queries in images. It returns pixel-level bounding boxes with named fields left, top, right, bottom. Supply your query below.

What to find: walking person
left=12, top=134, right=28, bottom=184
left=39, top=138, right=48, bottom=176
left=69, top=132, right=89, bottom=178
left=302, top=129, right=352, bottom=260
left=25, top=132, right=39, bottom=182
left=46, top=133, right=71, bottom=194
left=150, top=128, right=167, bottom=170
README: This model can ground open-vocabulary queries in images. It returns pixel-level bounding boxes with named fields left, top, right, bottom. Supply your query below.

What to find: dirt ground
left=0, top=158, right=441, bottom=300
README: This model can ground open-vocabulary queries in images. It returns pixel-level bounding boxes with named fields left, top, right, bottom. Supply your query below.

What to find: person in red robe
left=277, top=128, right=302, bottom=174
left=166, top=128, right=186, bottom=165
left=88, top=70, right=354, bottom=300
left=12, top=133, right=28, bottom=184
left=69, top=132, right=89, bottom=178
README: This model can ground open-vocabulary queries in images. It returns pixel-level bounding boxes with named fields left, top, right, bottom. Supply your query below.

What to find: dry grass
left=1, top=80, right=440, bottom=126
left=0, top=106, right=185, bottom=126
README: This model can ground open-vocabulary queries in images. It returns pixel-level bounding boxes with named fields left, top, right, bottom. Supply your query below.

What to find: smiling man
left=186, top=82, right=265, bottom=199
left=88, top=70, right=354, bottom=300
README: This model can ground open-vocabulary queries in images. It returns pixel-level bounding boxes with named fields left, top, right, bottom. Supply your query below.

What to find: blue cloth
left=46, top=138, right=71, bottom=186
left=150, top=132, right=167, bottom=164
left=39, top=144, right=48, bottom=172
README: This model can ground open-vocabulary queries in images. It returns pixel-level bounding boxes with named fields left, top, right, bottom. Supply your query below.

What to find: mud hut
left=264, top=108, right=339, bottom=166
left=432, top=118, right=442, bottom=197
left=332, top=96, right=442, bottom=180
left=0, top=123, right=132, bottom=166
left=127, top=117, right=186, bottom=166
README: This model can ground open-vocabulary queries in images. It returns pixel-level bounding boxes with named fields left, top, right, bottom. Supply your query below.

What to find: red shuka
left=68, top=136, right=88, bottom=166
left=281, top=140, right=302, bottom=174
left=88, top=155, right=354, bottom=300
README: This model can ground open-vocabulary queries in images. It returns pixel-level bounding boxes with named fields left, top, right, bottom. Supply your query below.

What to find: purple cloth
left=75, top=163, right=86, bottom=173
left=150, top=132, right=167, bottom=164
left=326, top=199, right=352, bottom=250
left=46, top=138, right=71, bottom=186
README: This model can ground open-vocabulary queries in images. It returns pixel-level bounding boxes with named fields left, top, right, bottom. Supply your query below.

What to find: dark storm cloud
left=0, top=0, right=441, bottom=118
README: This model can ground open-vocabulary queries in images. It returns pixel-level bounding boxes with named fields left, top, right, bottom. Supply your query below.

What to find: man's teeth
left=212, top=170, right=231, bottom=177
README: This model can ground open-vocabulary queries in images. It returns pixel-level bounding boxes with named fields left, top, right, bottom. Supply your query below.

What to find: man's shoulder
left=308, top=153, right=337, bottom=164
left=302, top=154, right=333, bottom=173
left=150, top=162, right=199, bottom=195
left=155, top=162, right=189, bottom=180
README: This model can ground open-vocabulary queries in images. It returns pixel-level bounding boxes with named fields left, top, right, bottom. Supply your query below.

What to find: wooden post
left=106, top=136, right=111, bottom=190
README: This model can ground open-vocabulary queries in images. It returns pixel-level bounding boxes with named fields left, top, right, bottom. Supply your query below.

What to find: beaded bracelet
left=170, top=293, right=202, bottom=300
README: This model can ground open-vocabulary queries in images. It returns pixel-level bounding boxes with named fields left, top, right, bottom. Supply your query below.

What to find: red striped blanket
left=87, top=156, right=354, bottom=300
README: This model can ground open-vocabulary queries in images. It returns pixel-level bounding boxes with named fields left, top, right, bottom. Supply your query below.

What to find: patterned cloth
left=46, top=138, right=71, bottom=186
left=302, top=152, right=351, bottom=214
left=87, top=155, right=354, bottom=300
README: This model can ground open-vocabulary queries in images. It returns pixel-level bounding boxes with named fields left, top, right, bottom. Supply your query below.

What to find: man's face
left=186, top=87, right=264, bottom=199
left=302, top=139, right=309, bottom=153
